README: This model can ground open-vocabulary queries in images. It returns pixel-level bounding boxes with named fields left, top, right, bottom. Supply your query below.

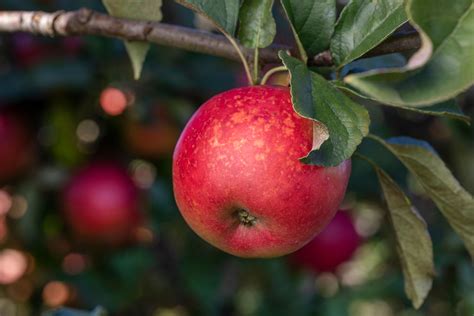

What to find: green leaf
left=280, top=0, right=336, bottom=60
left=372, top=135, right=474, bottom=260
left=279, top=52, right=370, bottom=166
left=102, top=0, right=163, bottom=79
left=238, top=0, right=276, bottom=48
left=330, top=0, right=407, bottom=67
left=375, top=167, right=434, bottom=309
left=175, top=0, right=240, bottom=35
left=334, top=81, right=471, bottom=124
left=123, top=42, right=150, bottom=80
left=345, top=0, right=474, bottom=106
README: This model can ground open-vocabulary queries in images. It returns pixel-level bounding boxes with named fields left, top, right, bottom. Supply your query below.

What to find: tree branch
left=0, top=8, right=421, bottom=67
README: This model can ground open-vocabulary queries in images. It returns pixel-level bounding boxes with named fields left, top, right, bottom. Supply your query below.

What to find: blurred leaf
left=457, top=294, right=474, bottom=316
left=345, top=0, right=474, bottom=106
left=175, top=0, right=240, bottom=35
left=372, top=135, right=474, bottom=260
left=376, top=167, right=434, bottom=308
left=0, top=61, right=91, bottom=101
left=102, top=0, right=163, bottom=79
left=334, top=82, right=471, bottom=123
left=47, top=103, right=83, bottom=167
left=330, top=0, right=406, bottom=67
left=238, top=0, right=276, bottom=48
left=280, top=52, right=369, bottom=166
left=43, top=306, right=107, bottom=316
left=16, top=180, right=43, bottom=245
left=109, top=247, right=155, bottom=282
left=280, top=0, right=336, bottom=60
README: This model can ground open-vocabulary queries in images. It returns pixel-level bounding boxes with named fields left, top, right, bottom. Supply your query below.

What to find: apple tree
left=0, top=0, right=472, bottom=315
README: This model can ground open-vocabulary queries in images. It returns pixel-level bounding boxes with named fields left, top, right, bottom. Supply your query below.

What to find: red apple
left=173, top=86, right=351, bottom=258
left=0, top=109, right=34, bottom=182
left=125, top=107, right=180, bottom=158
left=290, top=211, right=361, bottom=272
left=62, top=162, right=142, bottom=245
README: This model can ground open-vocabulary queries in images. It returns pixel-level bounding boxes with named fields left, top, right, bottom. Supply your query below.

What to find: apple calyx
left=235, top=209, right=257, bottom=226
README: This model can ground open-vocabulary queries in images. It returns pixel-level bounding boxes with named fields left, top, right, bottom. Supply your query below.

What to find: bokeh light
left=349, top=300, right=394, bottom=316
left=134, top=226, right=154, bottom=243
left=315, top=272, right=339, bottom=297
left=0, top=190, right=12, bottom=216
left=0, top=249, right=28, bottom=284
left=130, top=160, right=157, bottom=189
left=42, top=281, right=70, bottom=307
left=62, top=253, right=88, bottom=275
left=8, top=195, right=28, bottom=219
left=99, top=87, right=129, bottom=116
left=76, top=119, right=100, bottom=144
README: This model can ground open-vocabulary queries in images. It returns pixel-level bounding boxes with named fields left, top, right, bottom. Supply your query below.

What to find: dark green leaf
left=280, top=52, right=369, bottom=166
left=175, top=0, right=240, bottom=35
left=376, top=167, right=434, bottom=308
left=345, top=0, right=474, bottom=106
left=281, top=0, right=336, bottom=60
left=330, top=0, right=406, bottom=67
left=238, top=0, right=276, bottom=48
left=334, top=81, right=471, bottom=123
left=102, top=0, right=163, bottom=79
left=372, top=135, right=474, bottom=260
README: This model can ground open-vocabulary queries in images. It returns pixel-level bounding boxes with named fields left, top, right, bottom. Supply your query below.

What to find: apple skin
left=173, top=86, right=351, bottom=258
left=0, top=109, right=34, bottom=182
left=290, top=210, right=361, bottom=272
left=62, top=162, right=142, bottom=245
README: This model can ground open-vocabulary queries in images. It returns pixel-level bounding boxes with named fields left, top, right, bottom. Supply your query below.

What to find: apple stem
left=223, top=33, right=255, bottom=86
left=261, top=66, right=288, bottom=85
left=236, top=209, right=257, bottom=226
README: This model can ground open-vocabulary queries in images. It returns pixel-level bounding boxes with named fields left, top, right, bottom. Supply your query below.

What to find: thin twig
left=0, top=9, right=421, bottom=67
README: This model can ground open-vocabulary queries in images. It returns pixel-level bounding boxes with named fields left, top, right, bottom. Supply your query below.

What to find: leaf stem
left=260, top=65, right=287, bottom=85
left=224, top=33, right=254, bottom=86
left=366, top=133, right=384, bottom=143
left=353, top=152, right=379, bottom=170
left=253, top=47, right=259, bottom=84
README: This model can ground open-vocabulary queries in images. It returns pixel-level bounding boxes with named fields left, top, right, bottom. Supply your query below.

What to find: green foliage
left=238, top=0, right=276, bottom=49
left=175, top=0, right=240, bottom=35
left=280, top=52, right=369, bottom=166
left=280, top=0, right=336, bottom=60
left=47, top=103, right=84, bottom=167
left=345, top=0, right=474, bottom=106
left=335, top=82, right=471, bottom=123
left=375, top=166, right=434, bottom=308
left=330, top=0, right=406, bottom=67
left=371, top=135, right=474, bottom=260
left=102, top=0, right=163, bottom=79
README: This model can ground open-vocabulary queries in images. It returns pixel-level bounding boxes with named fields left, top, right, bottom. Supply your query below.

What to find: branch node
left=311, top=51, right=332, bottom=67
left=77, top=8, right=93, bottom=24
left=143, top=22, right=153, bottom=41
